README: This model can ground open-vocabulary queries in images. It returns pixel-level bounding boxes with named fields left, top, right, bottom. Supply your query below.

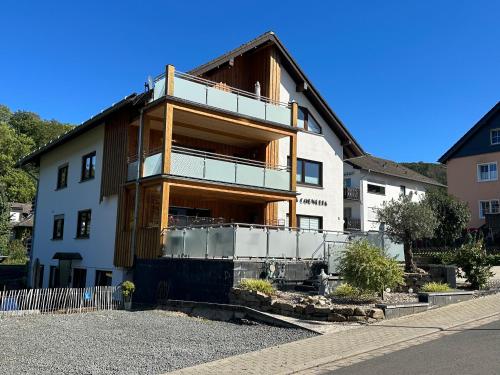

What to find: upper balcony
left=127, top=146, right=291, bottom=191
left=343, top=187, right=360, bottom=201
left=152, top=68, right=294, bottom=127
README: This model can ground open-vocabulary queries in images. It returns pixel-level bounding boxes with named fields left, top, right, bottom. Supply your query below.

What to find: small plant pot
left=124, top=300, right=132, bottom=311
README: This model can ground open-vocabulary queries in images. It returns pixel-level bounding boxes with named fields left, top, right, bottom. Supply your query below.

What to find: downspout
left=130, top=108, right=145, bottom=264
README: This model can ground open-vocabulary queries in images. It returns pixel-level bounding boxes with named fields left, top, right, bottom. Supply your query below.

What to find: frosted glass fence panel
left=206, top=87, right=238, bottom=112
left=153, top=77, right=165, bottom=100
left=265, top=169, right=290, bottom=190
left=268, top=229, right=297, bottom=258
left=143, top=153, right=162, bottom=177
left=266, top=104, right=291, bottom=124
left=171, top=152, right=204, bottom=179
left=238, top=95, right=266, bottom=119
left=234, top=227, right=267, bottom=258
left=184, top=228, right=208, bottom=258
left=207, top=227, right=234, bottom=258
left=127, top=161, right=138, bottom=181
left=236, top=164, right=265, bottom=187
left=164, top=229, right=184, bottom=257
left=205, top=159, right=235, bottom=183
left=173, top=76, right=206, bottom=104
left=298, top=232, right=325, bottom=259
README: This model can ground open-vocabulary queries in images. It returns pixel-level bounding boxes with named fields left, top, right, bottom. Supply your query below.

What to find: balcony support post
left=166, top=65, right=175, bottom=96
left=291, top=101, right=298, bottom=127
left=162, top=103, right=174, bottom=174
left=159, top=181, right=170, bottom=251
left=290, top=133, right=297, bottom=192
left=289, top=198, right=297, bottom=227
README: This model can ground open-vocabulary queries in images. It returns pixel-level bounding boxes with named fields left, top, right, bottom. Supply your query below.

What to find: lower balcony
left=343, top=187, right=360, bottom=200
left=344, top=218, right=361, bottom=231
left=127, top=146, right=291, bottom=191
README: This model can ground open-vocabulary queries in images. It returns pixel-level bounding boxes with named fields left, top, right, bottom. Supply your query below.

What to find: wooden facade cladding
left=100, top=110, right=131, bottom=199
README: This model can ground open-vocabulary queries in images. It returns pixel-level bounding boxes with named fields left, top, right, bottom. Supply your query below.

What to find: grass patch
left=237, top=278, right=275, bottom=296
left=421, top=282, right=452, bottom=293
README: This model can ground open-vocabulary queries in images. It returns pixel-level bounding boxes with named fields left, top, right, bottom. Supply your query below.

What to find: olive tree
left=424, top=188, right=470, bottom=246
left=378, top=194, right=438, bottom=272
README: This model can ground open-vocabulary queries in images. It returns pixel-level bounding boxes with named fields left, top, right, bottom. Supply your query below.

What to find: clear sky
left=1, top=1, right=498, bottom=162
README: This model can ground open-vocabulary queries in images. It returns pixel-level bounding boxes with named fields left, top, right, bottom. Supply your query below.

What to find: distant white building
left=343, top=155, right=444, bottom=232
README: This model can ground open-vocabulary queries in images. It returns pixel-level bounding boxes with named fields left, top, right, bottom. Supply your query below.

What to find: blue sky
left=1, top=1, right=498, bottom=162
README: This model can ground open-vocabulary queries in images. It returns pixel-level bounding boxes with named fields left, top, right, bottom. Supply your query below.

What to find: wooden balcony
left=343, top=187, right=360, bottom=201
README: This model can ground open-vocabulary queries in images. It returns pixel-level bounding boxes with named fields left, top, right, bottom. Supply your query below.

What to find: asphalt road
left=332, top=318, right=500, bottom=375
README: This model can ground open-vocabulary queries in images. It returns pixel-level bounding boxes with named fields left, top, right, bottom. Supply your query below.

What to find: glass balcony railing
left=126, top=146, right=291, bottom=191
left=170, top=146, right=291, bottom=191
left=153, top=71, right=293, bottom=127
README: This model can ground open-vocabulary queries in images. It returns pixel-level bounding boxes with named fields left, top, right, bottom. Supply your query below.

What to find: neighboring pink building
left=439, top=102, right=500, bottom=228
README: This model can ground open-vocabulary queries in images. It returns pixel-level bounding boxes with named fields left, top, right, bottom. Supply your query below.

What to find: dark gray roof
left=439, top=101, right=500, bottom=163
left=17, top=94, right=141, bottom=167
left=345, top=155, right=446, bottom=187
left=189, top=31, right=364, bottom=158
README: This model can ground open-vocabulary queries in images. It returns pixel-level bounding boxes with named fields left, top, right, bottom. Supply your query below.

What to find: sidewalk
left=169, top=294, right=500, bottom=374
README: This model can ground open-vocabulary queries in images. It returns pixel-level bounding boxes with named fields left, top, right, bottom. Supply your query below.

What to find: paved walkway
left=169, top=294, right=500, bottom=374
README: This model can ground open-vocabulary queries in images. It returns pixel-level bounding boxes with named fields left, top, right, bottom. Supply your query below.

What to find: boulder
left=328, top=313, right=347, bottom=322
left=368, top=308, right=385, bottom=320
left=332, top=307, right=354, bottom=316
left=353, top=307, right=366, bottom=316
left=312, top=306, right=331, bottom=316
left=348, top=315, right=367, bottom=322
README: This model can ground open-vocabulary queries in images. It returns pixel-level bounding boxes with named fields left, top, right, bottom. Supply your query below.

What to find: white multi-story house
left=343, top=155, right=445, bottom=232
left=19, top=32, right=364, bottom=289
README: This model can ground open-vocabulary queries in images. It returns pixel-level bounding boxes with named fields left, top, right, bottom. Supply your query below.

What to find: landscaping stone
left=332, top=307, right=354, bottom=316
left=353, top=307, right=366, bottom=316
left=368, top=308, right=385, bottom=320
left=312, top=306, right=331, bottom=316
left=327, top=313, right=347, bottom=322
left=347, top=316, right=367, bottom=322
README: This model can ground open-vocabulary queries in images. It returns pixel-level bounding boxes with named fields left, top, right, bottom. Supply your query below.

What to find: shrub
left=421, top=282, right=452, bottom=293
left=488, top=254, right=500, bottom=266
left=3, top=240, right=28, bottom=265
left=339, top=240, right=404, bottom=295
left=238, top=278, right=275, bottom=296
left=455, top=240, right=493, bottom=289
left=121, top=281, right=136, bottom=300
left=331, top=283, right=360, bottom=298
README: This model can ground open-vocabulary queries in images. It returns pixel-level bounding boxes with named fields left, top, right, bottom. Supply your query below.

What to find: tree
left=378, top=194, right=438, bottom=272
left=0, top=185, right=10, bottom=255
left=0, top=122, right=36, bottom=202
left=424, top=188, right=470, bottom=246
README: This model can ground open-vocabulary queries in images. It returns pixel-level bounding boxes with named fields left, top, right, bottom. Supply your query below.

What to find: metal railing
left=344, top=218, right=361, bottom=230
left=343, top=187, right=360, bottom=200
left=168, top=215, right=225, bottom=227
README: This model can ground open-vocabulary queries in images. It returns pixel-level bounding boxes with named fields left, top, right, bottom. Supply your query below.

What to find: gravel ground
left=0, top=310, right=315, bottom=374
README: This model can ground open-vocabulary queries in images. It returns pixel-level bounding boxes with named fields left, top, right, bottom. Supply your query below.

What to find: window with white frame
left=479, top=199, right=500, bottom=218
left=491, top=129, right=500, bottom=145
left=477, top=162, right=497, bottom=182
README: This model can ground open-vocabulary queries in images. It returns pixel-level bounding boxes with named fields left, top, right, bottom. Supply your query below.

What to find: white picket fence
left=0, top=286, right=123, bottom=316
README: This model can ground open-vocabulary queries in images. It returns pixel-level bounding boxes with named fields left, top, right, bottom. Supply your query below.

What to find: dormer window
left=491, top=129, right=500, bottom=145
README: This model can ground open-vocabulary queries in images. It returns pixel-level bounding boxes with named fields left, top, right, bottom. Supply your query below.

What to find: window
left=477, top=163, right=497, bottom=182
left=57, top=164, right=68, bottom=189
left=344, top=178, right=352, bottom=188
left=298, top=107, right=322, bottom=134
left=297, top=215, right=322, bottom=231
left=95, top=270, right=112, bottom=286
left=76, top=210, right=91, bottom=238
left=479, top=200, right=500, bottom=218
left=491, top=129, right=500, bottom=145
left=72, top=268, right=87, bottom=288
left=296, top=158, right=322, bottom=186
left=81, top=152, right=96, bottom=181
left=367, top=183, right=385, bottom=195
left=36, top=265, right=44, bottom=289
left=400, top=185, right=406, bottom=196
left=52, top=214, right=64, bottom=240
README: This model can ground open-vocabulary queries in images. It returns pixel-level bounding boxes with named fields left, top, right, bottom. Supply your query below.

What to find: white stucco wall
left=32, top=125, right=124, bottom=287
left=343, top=164, right=429, bottom=231
left=277, top=69, right=344, bottom=231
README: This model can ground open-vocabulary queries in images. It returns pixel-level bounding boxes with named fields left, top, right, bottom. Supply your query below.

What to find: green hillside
left=401, top=162, right=447, bottom=186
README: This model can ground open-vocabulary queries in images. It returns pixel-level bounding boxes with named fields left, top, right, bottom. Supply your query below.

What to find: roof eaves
left=17, top=93, right=139, bottom=167
left=438, top=101, right=500, bottom=163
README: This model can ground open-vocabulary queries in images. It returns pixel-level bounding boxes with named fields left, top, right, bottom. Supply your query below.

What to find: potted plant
left=121, top=281, right=135, bottom=310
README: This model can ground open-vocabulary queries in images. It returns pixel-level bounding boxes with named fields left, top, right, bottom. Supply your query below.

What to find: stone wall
left=229, top=288, right=384, bottom=322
